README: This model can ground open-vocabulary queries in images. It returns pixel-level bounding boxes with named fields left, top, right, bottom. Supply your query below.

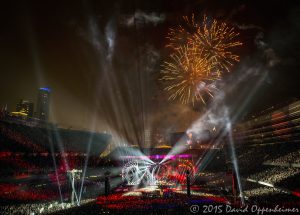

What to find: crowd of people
left=235, top=142, right=300, bottom=205
left=244, top=187, right=281, bottom=198
left=265, top=149, right=300, bottom=165
left=0, top=117, right=299, bottom=213
left=0, top=199, right=94, bottom=215
left=248, top=167, right=300, bottom=186
left=236, top=143, right=299, bottom=173
left=0, top=119, right=115, bottom=211
left=243, top=186, right=299, bottom=206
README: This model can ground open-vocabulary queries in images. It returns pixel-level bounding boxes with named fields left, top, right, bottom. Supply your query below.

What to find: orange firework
left=160, top=45, right=219, bottom=105
left=162, top=14, right=241, bottom=105
left=166, top=14, right=199, bottom=50
left=191, top=15, right=242, bottom=73
left=166, top=14, right=242, bottom=73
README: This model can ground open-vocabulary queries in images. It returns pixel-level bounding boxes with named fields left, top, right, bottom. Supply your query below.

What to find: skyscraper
left=37, top=87, right=51, bottom=121
left=16, top=100, right=34, bottom=117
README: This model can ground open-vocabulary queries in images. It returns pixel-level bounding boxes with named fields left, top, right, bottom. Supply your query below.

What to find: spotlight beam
left=227, top=120, right=244, bottom=205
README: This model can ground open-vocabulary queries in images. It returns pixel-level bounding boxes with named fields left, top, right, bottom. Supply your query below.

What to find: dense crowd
left=0, top=199, right=94, bottom=215
left=234, top=141, right=299, bottom=205
left=244, top=187, right=281, bottom=198
left=236, top=143, right=299, bottom=174
left=0, top=183, right=59, bottom=202
left=243, top=186, right=299, bottom=206
left=0, top=119, right=115, bottom=212
left=248, top=167, right=300, bottom=185
left=265, top=150, right=300, bottom=164
left=0, top=118, right=299, bottom=213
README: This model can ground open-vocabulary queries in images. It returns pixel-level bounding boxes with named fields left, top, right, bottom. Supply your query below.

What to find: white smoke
left=105, top=19, right=116, bottom=61
left=236, top=24, right=263, bottom=30
left=78, top=17, right=117, bottom=62
left=143, top=44, right=160, bottom=73
left=87, top=18, right=103, bottom=51
left=255, top=32, right=280, bottom=68
left=187, top=91, right=228, bottom=137
left=122, top=10, right=165, bottom=28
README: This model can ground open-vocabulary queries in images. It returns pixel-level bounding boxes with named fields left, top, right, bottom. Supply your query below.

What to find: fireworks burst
left=160, top=45, right=219, bottom=105
left=166, top=14, right=242, bottom=73
left=161, top=14, right=242, bottom=105
left=192, top=15, right=242, bottom=73
left=166, top=14, right=199, bottom=50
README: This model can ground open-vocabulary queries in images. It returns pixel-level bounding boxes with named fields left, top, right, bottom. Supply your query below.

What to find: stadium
left=0, top=100, right=299, bottom=214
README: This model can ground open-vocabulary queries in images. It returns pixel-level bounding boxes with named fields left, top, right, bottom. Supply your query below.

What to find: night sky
left=0, top=0, right=300, bottom=144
